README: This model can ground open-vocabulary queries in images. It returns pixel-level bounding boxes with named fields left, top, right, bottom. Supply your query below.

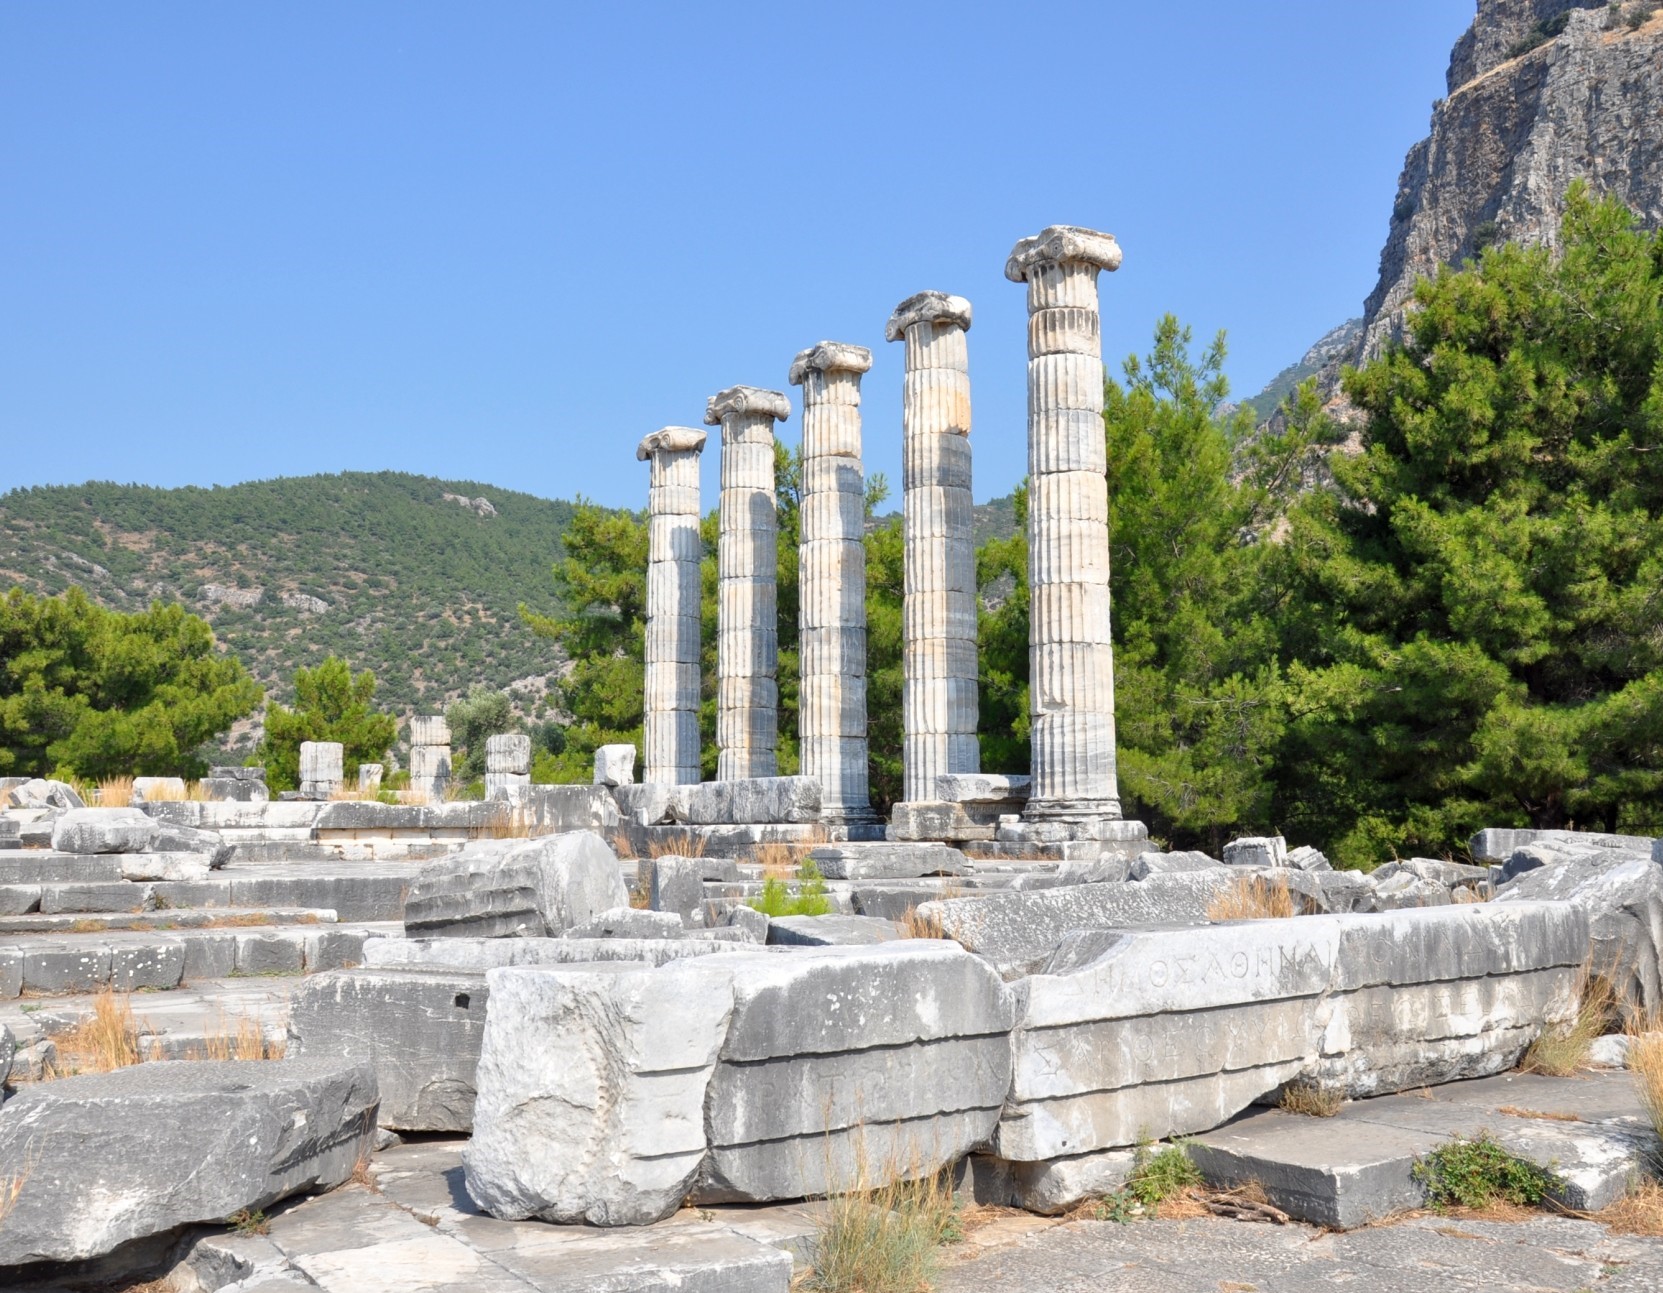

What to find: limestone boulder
left=694, top=942, right=1016, bottom=1203
left=566, top=906, right=690, bottom=939
left=918, top=871, right=1242, bottom=977
left=402, top=831, right=627, bottom=938
left=365, top=935, right=736, bottom=971
left=646, top=855, right=708, bottom=925
left=1374, top=857, right=1491, bottom=889
left=1471, top=827, right=1654, bottom=865
left=1287, top=845, right=1331, bottom=871
left=1223, top=836, right=1287, bottom=867
left=7, top=778, right=84, bottom=810
left=809, top=842, right=967, bottom=880
left=593, top=743, right=637, bottom=787
left=0, top=1058, right=377, bottom=1265
left=1495, top=848, right=1663, bottom=1015
left=50, top=807, right=158, bottom=855
left=465, top=962, right=735, bottom=1226
left=1127, top=850, right=1222, bottom=880
left=1359, top=871, right=1452, bottom=911
left=996, top=902, right=1585, bottom=1162
left=146, top=820, right=235, bottom=867
left=671, top=777, right=821, bottom=826
left=289, top=969, right=490, bottom=1131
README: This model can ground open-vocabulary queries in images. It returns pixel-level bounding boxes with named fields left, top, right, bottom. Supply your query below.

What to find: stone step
left=0, top=858, right=418, bottom=921
left=1188, top=1069, right=1654, bottom=1228
left=168, top=1139, right=801, bottom=1291
left=0, top=906, right=342, bottom=933
left=0, top=921, right=396, bottom=997
left=2, top=977, right=302, bottom=1079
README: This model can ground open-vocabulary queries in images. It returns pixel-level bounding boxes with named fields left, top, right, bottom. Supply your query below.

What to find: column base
left=1001, top=812, right=1146, bottom=847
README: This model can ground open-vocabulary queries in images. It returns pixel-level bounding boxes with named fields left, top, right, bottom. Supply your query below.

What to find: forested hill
left=0, top=472, right=578, bottom=718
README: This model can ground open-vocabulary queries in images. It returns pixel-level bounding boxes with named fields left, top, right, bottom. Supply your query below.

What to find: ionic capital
left=885, top=291, right=972, bottom=342
left=1004, top=226, right=1123, bottom=282
left=704, top=386, right=791, bottom=425
left=636, top=426, right=708, bottom=461
left=787, top=341, right=874, bottom=386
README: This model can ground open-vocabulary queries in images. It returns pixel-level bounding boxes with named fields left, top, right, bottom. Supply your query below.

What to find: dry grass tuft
left=1498, top=1105, right=1582, bottom=1123
left=1629, top=1019, right=1663, bottom=1149
left=181, top=1013, right=285, bottom=1062
left=351, top=1149, right=380, bottom=1192
left=96, top=776, right=135, bottom=807
left=1521, top=969, right=1616, bottom=1077
left=806, top=1157, right=959, bottom=1292
left=0, top=1162, right=31, bottom=1226
left=898, top=905, right=945, bottom=940
left=1597, top=1179, right=1663, bottom=1237
left=51, top=989, right=144, bottom=1076
left=1279, top=1081, right=1344, bottom=1118
left=609, top=828, right=637, bottom=859
left=1452, top=885, right=1490, bottom=904
left=480, top=807, right=533, bottom=839
left=648, top=831, right=707, bottom=859
left=1208, top=872, right=1300, bottom=922
left=753, top=826, right=830, bottom=879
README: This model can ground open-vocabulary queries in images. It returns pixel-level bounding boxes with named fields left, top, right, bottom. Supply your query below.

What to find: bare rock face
left=0, top=1058, right=377, bottom=1266
left=1360, top=3, right=1663, bottom=362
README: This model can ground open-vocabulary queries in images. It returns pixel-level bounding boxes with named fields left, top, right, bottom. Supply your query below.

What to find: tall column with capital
left=637, top=426, right=707, bottom=785
left=789, top=341, right=876, bottom=824
left=885, top=292, right=980, bottom=804
left=706, top=386, right=790, bottom=780
left=1005, top=226, right=1124, bottom=821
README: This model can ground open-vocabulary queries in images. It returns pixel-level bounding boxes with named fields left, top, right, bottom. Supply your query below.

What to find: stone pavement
left=939, top=1213, right=1663, bottom=1293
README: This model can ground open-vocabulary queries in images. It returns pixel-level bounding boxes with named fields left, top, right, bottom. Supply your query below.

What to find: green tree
left=1273, top=186, right=1663, bottom=865
left=445, top=683, right=515, bottom=782
left=521, top=499, right=649, bottom=782
left=1103, top=319, right=1320, bottom=851
left=259, top=656, right=396, bottom=792
left=0, top=586, right=262, bottom=779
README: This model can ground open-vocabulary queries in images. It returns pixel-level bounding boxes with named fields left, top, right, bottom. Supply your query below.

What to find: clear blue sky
left=1, top=1, right=1473, bottom=510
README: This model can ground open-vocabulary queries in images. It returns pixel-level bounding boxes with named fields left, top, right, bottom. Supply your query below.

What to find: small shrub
left=227, top=1208, right=270, bottom=1236
left=1279, top=1081, right=1344, bottom=1118
left=1521, top=972, right=1615, bottom=1076
left=1411, top=1133, right=1560, bottom=1210
left=747, top=859, right=831, bottom=918
left=1094, top=1141, right=1204, bottom=1220
left=1207, top=872, right=1300, bottom=921
left=1471, top=219, right=1503, bottom=253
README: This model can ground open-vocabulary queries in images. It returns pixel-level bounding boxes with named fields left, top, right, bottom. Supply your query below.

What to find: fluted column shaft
left=637, top=427, right=707, bottom=785
left=707, top=387, right=791, bottom=781
left=791, top=343, right=875, bottom=823
left=887, top=293, right=979, bottom=804
left=1007, top=227, right=1124, bottom=820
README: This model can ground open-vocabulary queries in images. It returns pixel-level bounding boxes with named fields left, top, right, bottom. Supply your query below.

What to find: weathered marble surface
left=887, top=292, right=980, bottom=804
left=707, top=388, right=790, bottom=781
left=790, top=342, right=876, bottom=823
left=639, top=427, right=707, bottom=785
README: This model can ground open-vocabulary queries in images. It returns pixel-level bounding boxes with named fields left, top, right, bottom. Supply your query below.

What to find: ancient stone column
left=706, top=387, right=791, bottom=781
left=637, top=426, right=708, bottom=785
left=885, top=292, right=980, bottom=805
left=1005, top=226, right=1123, bottom=822
left=789, top=341, right=876, bottom=824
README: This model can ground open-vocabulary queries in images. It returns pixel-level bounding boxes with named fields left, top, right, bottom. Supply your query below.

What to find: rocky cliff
left=1357, top=0, right=1663, bottom=361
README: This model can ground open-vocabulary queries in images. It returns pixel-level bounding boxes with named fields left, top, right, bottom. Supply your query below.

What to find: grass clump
left=807, top=1168, right=959, bottom=1293
left=50, top=989, right=143, bottom=1076
left=1520, top=971, right=1615, bottom=1077
left=898, top=905, right=945, bottom=940
left=1279, top=1081, right=1344, bottom=1118
left=748, top=859, right=831, bottom=918
left=1094, top=1142, right=1204, bottom=1221
left=1411, top=1132, right=1561, bottom=1211
left=1207, top=872, right=1301, bottom=922
left=1629, top=1022, right=1663, bottom=1152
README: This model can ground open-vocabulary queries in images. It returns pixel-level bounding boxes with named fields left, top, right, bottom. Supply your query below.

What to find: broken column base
left=994, top=815, right=1150, bottom=860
